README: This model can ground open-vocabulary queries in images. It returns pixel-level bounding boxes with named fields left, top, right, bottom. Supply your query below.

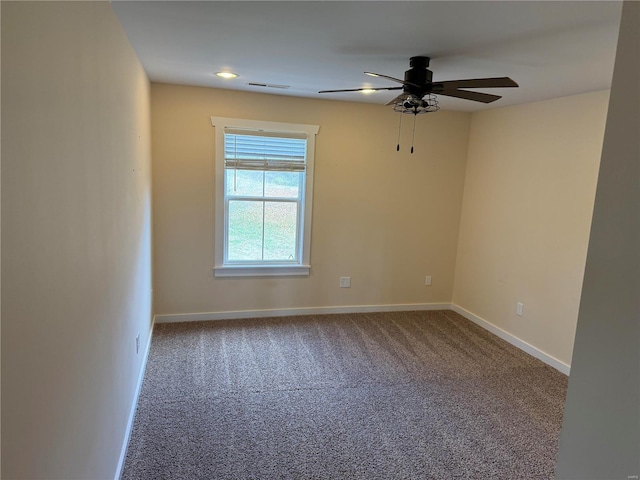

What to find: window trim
left=211, top=117, right=319, bottom=277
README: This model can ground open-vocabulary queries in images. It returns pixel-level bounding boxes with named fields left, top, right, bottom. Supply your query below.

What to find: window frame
left=211, top=117, right=319, bottom=277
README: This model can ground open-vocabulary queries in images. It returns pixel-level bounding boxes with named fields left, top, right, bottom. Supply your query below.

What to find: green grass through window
left=226, top=170, right=301, bottom=261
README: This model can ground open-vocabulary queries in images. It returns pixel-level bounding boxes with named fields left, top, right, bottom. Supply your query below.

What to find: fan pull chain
left=396, top=113, right=403, bottom=151
left=411, top=113, right=417, bottom=154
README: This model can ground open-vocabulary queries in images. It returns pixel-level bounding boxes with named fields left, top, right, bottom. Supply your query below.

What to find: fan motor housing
left=405, top=56, right=433, bottom=95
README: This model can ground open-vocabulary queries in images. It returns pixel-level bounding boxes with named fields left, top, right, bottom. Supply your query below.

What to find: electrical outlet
left=425, top=275, right=432, bottom=286
left=136, top=333, right=140, bottom=354
left=516, top=302, right=524, bottom=316
left=340, top=277, right=351, bottom=288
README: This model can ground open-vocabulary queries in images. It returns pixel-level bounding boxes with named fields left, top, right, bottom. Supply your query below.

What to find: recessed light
left=216, top=72, right=238, bottom=79
left=361, top=89, right=376, bottom=95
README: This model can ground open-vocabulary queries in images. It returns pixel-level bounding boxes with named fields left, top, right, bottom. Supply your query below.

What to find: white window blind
left=224, top=129, right=308, bottom=172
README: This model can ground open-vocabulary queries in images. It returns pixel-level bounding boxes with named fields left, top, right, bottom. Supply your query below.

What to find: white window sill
left=214, top=265, right=311, bottom=278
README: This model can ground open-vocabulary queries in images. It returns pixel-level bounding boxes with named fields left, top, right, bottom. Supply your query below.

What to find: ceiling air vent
left=247, top=82, right=290, bottom=90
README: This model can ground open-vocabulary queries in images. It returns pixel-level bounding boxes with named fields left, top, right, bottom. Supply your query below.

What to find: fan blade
left=433, top=77, right=518, bottom=90
left=365, top=72, right=421, bottom=89
left=318, top=86, right=403, bottom=94
left=438, top=89, right=502, bottom=103
left=385, top=93, right=410, bottom=106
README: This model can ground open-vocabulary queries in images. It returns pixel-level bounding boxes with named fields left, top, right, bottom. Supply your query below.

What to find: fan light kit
left=319, top=56, right=518, bottom=153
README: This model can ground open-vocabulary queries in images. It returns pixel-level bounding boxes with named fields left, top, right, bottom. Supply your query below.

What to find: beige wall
left=2, top=2, right=152, bottom=479
left=453, top=90, right=609, bottom=366
left=556, top=1, right=639, bottom=477
left=152, top=84, right=609, bottom=370
left=151, top=84, right=471, bottom=315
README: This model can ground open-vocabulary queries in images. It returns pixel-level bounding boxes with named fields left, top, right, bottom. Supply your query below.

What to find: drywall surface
left=452, top=90, right=609, bottom=366
left=2, top=2, right=152, bottom=479
left=151, top=84, right=470, bottom=316
left=555, top=1, right=639, bottom=478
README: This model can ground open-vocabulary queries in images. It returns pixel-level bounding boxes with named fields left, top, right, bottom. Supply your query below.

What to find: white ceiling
left=112, top=1, right=623, bottom=112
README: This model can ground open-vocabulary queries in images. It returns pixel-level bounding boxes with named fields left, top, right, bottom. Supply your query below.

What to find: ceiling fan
left=318, top=56, right=518, bottom=153
left=319, top=56, right=518, bottom=114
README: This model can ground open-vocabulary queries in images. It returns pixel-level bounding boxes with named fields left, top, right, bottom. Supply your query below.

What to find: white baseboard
left=114, top=318, right=156, bottom=480
left=451, top=304, right=571, bottom=375
left=154, top=303, right=452, bottom=324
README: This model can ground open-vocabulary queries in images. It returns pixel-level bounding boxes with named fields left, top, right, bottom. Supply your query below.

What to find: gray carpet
left=121, top=310, right=568, bottom=479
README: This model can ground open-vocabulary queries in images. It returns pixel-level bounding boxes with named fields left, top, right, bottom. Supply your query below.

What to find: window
left=211, top=117, right=319, bottom=277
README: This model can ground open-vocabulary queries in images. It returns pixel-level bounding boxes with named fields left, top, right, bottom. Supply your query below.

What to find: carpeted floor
left=122, top=310, right=568, bottom=479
